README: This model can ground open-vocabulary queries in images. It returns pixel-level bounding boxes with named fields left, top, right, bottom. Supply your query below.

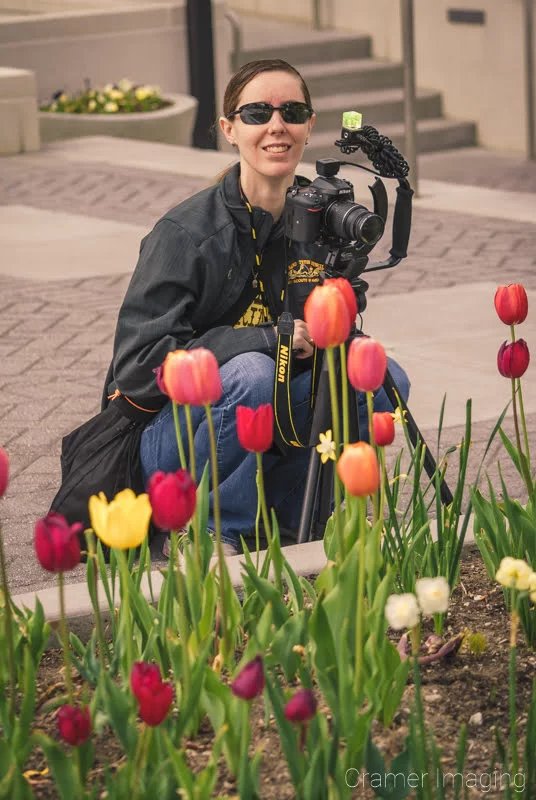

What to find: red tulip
left=34, top=512, right=82, bottom=572
left=0, top=446, right=8, bottom=497
left=236, top=405, right=274, bottom=453
left=162, top=348, right=222, bottom=406
left=304, top=284, right=352, bottom=349
left=373, top=412, right=395, bottom=447
left=494, top=284, right=528, bottom=326
left=57, top=704, right=91, bottom=746
left=337, top=442, right=380, bottom=497
left=231, top=655, right=265, bottom=700
left=497, top=339, right=530, bottom=378
left=323, top=277, right=357, bottom=324
left=148, top=469, right=197, bottom=531
left=347, top=337, right=387, bottom=392
left=130, top=661, right=173, bottom=726
left=152, top=365, right=168, bottom=396
left=284, top=689, right=317, bottom=723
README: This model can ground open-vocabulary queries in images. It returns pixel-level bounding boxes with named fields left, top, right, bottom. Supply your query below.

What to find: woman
left=105, top=59, right=410, bottom=557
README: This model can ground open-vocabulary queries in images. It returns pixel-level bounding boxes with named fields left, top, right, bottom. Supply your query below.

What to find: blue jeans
left=140, top=352, right=410, bottom=549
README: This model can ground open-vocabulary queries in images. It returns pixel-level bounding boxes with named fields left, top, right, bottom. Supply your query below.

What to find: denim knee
left=220, top=352, right=275, bottom=409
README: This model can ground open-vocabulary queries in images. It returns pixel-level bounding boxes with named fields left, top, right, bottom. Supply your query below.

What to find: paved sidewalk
left=1, top=138, right=536, bottom=598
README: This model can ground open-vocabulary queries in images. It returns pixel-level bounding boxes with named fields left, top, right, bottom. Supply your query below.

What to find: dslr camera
left=284, top=157, right=385, bottom=247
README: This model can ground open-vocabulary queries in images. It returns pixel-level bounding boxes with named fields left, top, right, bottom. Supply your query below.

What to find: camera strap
left=273, top=311, right=320, bottom=449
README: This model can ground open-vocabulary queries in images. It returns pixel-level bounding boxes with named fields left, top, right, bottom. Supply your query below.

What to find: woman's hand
left=274, top=319, right=314, bottom=359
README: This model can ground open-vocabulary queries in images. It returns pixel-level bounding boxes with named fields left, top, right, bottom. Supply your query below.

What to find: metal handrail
left=400, top=0, right=419, bottom=195
left=524, top=0, right=535, bottom=159
left=224, top=8, right=243, bottom=73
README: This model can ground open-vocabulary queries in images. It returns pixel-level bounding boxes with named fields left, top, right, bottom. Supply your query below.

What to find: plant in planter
left=38, top=78, right=198, bottom=147
left=39, top=78, right=172, bottom=115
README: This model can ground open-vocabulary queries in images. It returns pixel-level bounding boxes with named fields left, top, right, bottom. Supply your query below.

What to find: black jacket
left=105, top=163, right=327, bottom=410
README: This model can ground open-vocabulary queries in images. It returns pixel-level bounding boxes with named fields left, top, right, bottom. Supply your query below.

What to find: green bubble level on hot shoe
left=342, top=110, right=362, bottom=130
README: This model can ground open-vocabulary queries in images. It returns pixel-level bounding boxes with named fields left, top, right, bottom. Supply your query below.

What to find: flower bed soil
left=25, top=544, right=536, bottom=799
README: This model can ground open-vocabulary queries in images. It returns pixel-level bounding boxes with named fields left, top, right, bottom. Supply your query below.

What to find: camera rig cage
left=273, top=115, right=415, bottom=451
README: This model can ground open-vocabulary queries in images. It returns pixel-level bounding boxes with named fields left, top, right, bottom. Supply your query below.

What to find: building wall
left=227, top=0, right=535, bottom=154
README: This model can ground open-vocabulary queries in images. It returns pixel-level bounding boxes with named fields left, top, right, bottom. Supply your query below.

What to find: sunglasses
left=227, top=101, right=314, bottom=125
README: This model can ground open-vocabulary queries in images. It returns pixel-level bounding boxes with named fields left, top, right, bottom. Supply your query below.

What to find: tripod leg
left=297, top=448, right=322, bottom=544
left=382, top=368, right=453, bottom=505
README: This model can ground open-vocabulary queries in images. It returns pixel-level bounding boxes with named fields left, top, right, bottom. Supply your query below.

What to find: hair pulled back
left=222, top=58, right=312, bottom=118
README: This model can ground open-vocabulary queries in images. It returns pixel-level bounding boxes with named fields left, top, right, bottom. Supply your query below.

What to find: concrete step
left=312, top=87, right=443, bottom=131
left=299, top=58, right=405, bottom=95
left=306, top=118, right=478, bottom=164
left=235, top=13, right=372, bottom=65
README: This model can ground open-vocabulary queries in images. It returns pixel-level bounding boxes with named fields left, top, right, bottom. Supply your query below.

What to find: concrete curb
left=11, top=518, right=476, bottom=644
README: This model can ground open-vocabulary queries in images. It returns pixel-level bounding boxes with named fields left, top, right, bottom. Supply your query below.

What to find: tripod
left=296, top=337, right=453, bottom=543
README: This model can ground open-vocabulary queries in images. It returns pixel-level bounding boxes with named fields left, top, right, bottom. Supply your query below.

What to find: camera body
left=284, top=158, right=385, bottom=247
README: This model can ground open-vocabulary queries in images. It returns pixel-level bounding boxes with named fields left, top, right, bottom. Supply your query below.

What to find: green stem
left=256, top=452, right=280, bottom=592
left=366, top=391, right=380, bottom=524
left=339, top=342, right=351, bottom=511
left=0, top=521, right=17, bottom=722
left=509, top=607, right=519, bottom=776
left=86, top=531, right=108, bottom=673
left=170, top=530, right=191, bottom=697
left=118, top=550, right=134, bottom=678
left=131, top=725, right=153, bottom=800
left=58, top=572, right=74, bottom=703
left=516, top=377, right=532, bottom=481
left=411, top=624, right=432, bottom=799
left=184, top=404, right=201, bottom=569
left=172, top=402, right=187, bottom=470
left=353, top=497, right=367, bottom=698
left=510, top=377, right=533, bottom=495
left=204, top=404, right=230, bottom=658
left=325, top=347, right=344, bottom=562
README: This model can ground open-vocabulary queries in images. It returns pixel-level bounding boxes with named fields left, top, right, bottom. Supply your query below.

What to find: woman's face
left=219, top=70, right=315, bottom=184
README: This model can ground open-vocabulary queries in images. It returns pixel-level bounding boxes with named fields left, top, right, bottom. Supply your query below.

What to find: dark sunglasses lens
left=241, top=104, right=272, bottom=124
left=281, top=102, right=311, bottom=123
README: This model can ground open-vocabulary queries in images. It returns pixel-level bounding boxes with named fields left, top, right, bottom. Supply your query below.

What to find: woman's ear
left=219, top=116, right=236, bottom=147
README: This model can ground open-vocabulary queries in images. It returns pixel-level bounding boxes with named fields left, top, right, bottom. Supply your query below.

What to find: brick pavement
left=1, top=150, right=536, bottom=593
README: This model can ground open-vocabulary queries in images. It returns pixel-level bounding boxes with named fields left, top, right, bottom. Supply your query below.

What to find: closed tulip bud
left=337, top=442, right=380, bottom=497
left=497, top=339, right=530, bottom=378
left=304, top=284, right=352, bottom=349
left=57, top=704, right=91, bottom=746
left=323, top=277, right=357, bottom=324
left=284, top=689, right=317, bottom=723
left=347, top=337, right=387, bottom=392
left=373, top=412, right=395, bottom=447
left=236, top=404, right=274, bottom=453
left=130, top=661, right=163, bottom=699
left=494, top=284, right=528, bottom=325
left=138, top=680, right=174, bottom=727
left=231, top=655, right=265, bottom=700
left=34, top=512, right=82, bottom=572
left=130, top=661, right=173, bottom=726
left=162, top=348, right=222, bottom=406
left=148, top=469, right=197, bottom=531
left=0, top=446, right=8, bottom=497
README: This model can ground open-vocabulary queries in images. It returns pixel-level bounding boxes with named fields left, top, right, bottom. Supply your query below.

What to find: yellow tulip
left=89, top=488, right=152, bottom=550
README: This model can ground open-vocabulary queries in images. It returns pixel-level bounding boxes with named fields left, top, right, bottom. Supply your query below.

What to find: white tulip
left=496, top=557, right=532, bottom=591
left=415, top=576, right=450, bottom=615
left=385, top=593, right=420, bottom=631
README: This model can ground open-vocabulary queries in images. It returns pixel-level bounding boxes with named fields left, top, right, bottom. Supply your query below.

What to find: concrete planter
left=39, top=92, right=198, bottom=146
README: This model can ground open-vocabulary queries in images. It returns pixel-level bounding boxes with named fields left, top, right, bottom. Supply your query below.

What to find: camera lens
left=325, top=201, right=384, bottom=246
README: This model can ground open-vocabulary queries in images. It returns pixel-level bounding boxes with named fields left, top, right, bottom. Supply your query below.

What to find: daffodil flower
left=89, top=488, right=152, bottom=550
left=316, top=429, right=336, bottom=464
left=496, top=557, right=533, bottom=591
left=392, top=407, right=408, bottom=426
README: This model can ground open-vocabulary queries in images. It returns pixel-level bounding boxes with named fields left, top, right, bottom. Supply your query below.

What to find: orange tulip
left=347, top=337, right=387, bottom=392
left=337, top=442, right=380, bottom=497
left=304, top=284, right=352, bottom=349
left=162, top=348, right=222, bottom=406
left=323, top=277, right=357, bottom=325
left=494, top=284, right=528, bottom=326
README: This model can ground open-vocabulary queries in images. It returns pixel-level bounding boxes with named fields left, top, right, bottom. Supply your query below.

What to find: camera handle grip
left=389, top=183, right=414, bottom=261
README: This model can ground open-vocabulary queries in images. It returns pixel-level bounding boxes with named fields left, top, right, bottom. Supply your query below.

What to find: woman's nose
left=268, top=110, right=285, bottom=132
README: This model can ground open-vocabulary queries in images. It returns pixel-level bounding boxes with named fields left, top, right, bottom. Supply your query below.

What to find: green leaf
left=34, top=733, right=81, bottom=800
